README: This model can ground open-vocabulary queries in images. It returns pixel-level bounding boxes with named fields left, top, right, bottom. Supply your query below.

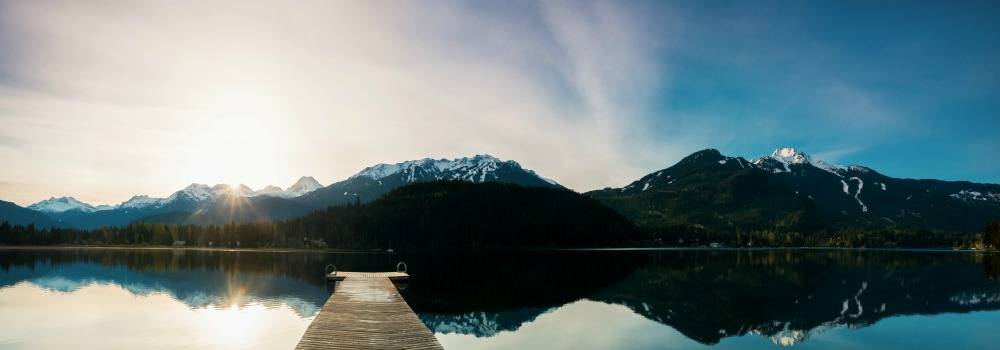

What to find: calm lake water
left=0, top=248, right=998, bottom=349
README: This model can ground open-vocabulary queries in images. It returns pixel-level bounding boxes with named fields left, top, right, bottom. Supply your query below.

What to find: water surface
left=0, top=248, right=997, bottom=349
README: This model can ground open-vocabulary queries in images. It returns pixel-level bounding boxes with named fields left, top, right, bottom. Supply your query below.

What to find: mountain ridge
left=5, top=154, right=562, bottom=228
left=3, top=149, right=997, bottom=236
left=587, top=147, right=1000, bottom=234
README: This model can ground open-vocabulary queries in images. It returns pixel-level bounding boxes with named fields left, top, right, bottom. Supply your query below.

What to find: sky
left=0, top=0, right=998, bottom=206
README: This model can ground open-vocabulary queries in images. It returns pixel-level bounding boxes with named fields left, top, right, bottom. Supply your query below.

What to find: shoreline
left=0, top=245, right=377, bottom=254
left=562, top=246, right=999, bottom=253
left=0, top=245, right=995, bottom=254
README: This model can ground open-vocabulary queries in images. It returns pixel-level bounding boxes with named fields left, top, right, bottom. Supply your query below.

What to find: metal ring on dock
left=325, top=264, right=337, bottom=276
left=396, top=262, right=407, bottom=273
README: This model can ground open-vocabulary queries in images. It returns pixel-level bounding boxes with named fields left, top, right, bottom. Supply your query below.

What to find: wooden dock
left=295, top=271, right=443, bottom=350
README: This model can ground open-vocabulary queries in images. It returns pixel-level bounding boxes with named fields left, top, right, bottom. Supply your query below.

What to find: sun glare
left=200, top=303, right=267, bottom=347
left=177, top=87, right=295, bottom=188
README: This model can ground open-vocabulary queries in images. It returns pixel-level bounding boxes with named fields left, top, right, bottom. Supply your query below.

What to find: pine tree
left=985, top=221, right=1000, bottom=249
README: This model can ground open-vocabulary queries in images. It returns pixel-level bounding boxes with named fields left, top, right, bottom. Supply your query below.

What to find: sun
left=176, top=87, right=294, bottom=187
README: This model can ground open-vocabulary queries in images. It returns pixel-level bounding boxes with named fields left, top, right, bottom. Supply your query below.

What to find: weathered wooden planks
left=296, top=272, right=442, bottom=350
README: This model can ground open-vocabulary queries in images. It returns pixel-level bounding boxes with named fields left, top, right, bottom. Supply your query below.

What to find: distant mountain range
left=5, top=155, right=559, bottom=228
left=588, top=148, right=1000, bottom=233
left=18, top=176, right=325, bottom=229
left=1, top=149, right=998, bottom=233
left=28, top=176, right=324, bottom=214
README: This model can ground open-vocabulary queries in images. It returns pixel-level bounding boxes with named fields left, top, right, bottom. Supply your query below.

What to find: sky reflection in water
left=0, top=282, right=310, bottom=349
left=436, top=299, right=1000, bottom=350
left=0, top=249, right=998, bottom=349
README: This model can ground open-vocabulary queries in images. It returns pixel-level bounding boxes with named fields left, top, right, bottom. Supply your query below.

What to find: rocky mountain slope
left=587, top=148, right=1000, bottom=233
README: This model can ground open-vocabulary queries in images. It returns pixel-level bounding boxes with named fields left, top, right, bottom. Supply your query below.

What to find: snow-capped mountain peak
left=251, top=185, right=285, bottom=197
left=352, top=154, right=505, bottom=181
left=216, top=184, right=254, bottom=197
left=771, top=147, right=811, bottom=164
left=752, top=147, right=845, bottom=176
left=288, top=176, right=323, bottom=194
left=247, top=177, right=324, bottom=198
left=166, top=183, right=217, bottom=202
left=120, top=195, right=162, bottom=209
left=344, top=154, right=560, bottom=188
left=28, top=196, right=106, bottom=213
left=115, top=178, right=324, bottom=208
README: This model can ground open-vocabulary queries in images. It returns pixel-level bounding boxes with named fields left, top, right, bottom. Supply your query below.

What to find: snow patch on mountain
left=752, top=147, right=846, bottom=177
left=349, top=154, right=558, bottom=187
left=166, top=184, right=217, bottom=202
left=753, top=157, right=790, bottom=173
left=117, top=184, right=223, bottom=210
left=849, top=177, right=868, bottom=212
left=249, top=177, right=324, bottom=198
left=114, top=177, right=324, bottom=210
left=28, top=197, right=109, bottom=213
left=120, top=195, right=162, bottom=209
left=950, top=190, right=1000, bottom=202
left=352, top=155, right=505, bottom=182
left=251, top=185, right=285, bottom=197
left=287, top=176, right=323, bottom=195
left=535, top=173, right=559, bottom=186
left=771, top=147, right=810, bottom=164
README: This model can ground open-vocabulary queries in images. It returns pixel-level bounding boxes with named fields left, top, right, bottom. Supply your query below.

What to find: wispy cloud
left=0, top=0, right=673, bottom=205
left=2, top=0, right=997, bottom=204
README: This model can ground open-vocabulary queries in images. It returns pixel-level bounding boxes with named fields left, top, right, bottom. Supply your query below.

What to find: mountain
left=295, top=154, right=561, bottom=209
left=142, top=155, right=563, bottom=226
left=20, top=149, right=996, bottom=236
left=0, top=200, right=60, bottom=228
left=250, top=185, right=284, bottom=197
left=27, top=196, right=112, bottom=213
left=588, top=147, right=1000, bottom=234
left=249, top=176, right=324, bottom=198
left=139, top=194, right=312, bottom=226
left=281, top=180, right=639, bottom=248
left=39, top=154, right=560, bottom=228
left=286, top=176, right=324, bottom=196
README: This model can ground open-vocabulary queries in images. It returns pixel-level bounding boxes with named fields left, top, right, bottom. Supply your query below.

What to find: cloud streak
left=0, top=0, right=675, bottom=205
left=2, top=0, right=997, bottom=205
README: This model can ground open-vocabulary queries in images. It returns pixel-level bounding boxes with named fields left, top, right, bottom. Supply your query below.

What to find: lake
left=0, top=248, right=998, bottom=349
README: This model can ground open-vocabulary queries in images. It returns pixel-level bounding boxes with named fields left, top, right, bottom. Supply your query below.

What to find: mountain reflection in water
left=0, top=248, right=998, bottom=349
left=405, top=250, right=1000, bottom=348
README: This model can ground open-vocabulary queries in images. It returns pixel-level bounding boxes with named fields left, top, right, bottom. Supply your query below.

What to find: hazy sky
left=1, top=0, right=998, bottom=206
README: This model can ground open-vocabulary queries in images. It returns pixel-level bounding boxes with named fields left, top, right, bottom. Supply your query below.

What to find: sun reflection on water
left=0, top=282, right=312, bottom=349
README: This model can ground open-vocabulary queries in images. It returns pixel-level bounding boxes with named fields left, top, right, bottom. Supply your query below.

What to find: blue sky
left=0, top=0, right=997, bottom=205
left=641, top=0, right=999, bottom=182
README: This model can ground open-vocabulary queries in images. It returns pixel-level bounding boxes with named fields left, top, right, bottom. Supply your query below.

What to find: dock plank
left=296, top=272, right=442, bottom=350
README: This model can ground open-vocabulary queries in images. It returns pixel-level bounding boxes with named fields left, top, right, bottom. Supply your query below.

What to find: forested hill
left=588, top=148, right=1000, bottom=235
left=286, top=181, right=642, bottom=248
left=0, top=200, right=59, bottom=229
